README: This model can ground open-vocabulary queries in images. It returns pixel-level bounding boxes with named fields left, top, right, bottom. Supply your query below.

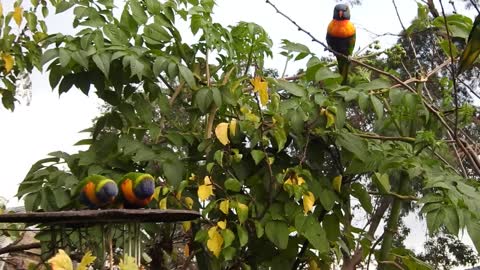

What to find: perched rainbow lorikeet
left=457, top=15, right=480, bottom=75
left=118, top=173, right=155, bottom=208
left=326, top=4, right=356, bottom=85
left=76, top=175, right=119, bottom=209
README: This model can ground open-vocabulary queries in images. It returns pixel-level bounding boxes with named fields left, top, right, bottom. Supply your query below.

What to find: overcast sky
left=0, top=0, right=476, bottom=260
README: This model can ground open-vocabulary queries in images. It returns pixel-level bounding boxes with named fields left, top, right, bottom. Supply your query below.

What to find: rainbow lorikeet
left=118, top=173, right=155, bottom=208
left=76, top=175, right=119, bottom=209
left=457, top=15, right=480, bottom=75
left=326, top=4, right=356, bottom=85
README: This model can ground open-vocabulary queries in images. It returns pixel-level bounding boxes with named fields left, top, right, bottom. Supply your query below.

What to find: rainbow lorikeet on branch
left=76, top=175, right=119, bottom=209
left=457, top=15, right=480, bottom=75
left=326, top=4, right=356, bottom=85
left=118, top=173, right=156, bottom=208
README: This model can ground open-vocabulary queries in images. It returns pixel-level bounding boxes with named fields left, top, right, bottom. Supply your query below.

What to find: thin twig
left=392, top=0, right=424, bottom=74
left=469, top=0, right=480, bottom=14
left=355, top=133, right=415, bottom=143
left=439, top=0, right=460, bottom=139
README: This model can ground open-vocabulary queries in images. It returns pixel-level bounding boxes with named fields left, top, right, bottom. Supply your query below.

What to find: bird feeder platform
left=0, top=209, right=201, bottom=225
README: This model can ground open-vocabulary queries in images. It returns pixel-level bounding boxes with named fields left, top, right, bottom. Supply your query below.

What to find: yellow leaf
left=207, top=226, right=223, bottom=257
left=48, top=249, right=73, bottom=270
left=182, top=221, right=191, bottom=232
left=332, top=175, right=342, bottom=193
left=215, top=122, right=230, bottom=145
left=159, top=197, right=167, bottom=209
left=153, top=186, right=161, bottom=200
left=250, top=76, right=269, bottom=105
left=217, top=220, right=227, bottom=230
left=184, top=196, right=194, bottom=209
left=325, top=110, right=335, bottom=128
left=229, top=119, right=237, bottom=138
left=2, top=54, right=14, bottom=74
left=183, top=244, right=190, bottom=257
left=119, top=255, right=138, bottom=270
left=219, top=199, right=229, bottom=214
left=13, top=6, right=23, bottom=26
left=77, top=251, right=96, bottom=270
left=198, top=176, right=214, bottom=202
left=0, top=3, right=3, bottom=17
left=283, top=175, right=305, bottom=190
left=236, top=202, right=249, bottom=224
left=297, top=176, right=306, bottom=186
left=308, top=258, right=320, bottom=270
left=175, top=191, right=182, bottom=200
left=303, top=192, right=315, bottom=214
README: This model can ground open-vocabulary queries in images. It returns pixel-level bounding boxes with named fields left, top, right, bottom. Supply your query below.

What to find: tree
left=418, top=234, right=479, bottom=270
left=2, top=0, right=480, bottom=269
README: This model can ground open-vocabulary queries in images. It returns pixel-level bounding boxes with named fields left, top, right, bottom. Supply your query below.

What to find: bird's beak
left=339, top=10, right=344, bottom=19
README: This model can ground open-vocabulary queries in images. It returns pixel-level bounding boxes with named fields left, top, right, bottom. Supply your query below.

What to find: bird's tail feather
left=337, top=57, right=350, bottom=85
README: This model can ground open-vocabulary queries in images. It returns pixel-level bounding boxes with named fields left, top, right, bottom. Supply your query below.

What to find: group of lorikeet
left=76, top=173, right=155, bottom=209
left=327, top=4, right=480, bottom=83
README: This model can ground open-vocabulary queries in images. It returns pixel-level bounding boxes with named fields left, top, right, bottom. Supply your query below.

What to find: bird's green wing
left=458, top=15, right=480, bottom=75
left=338, top=33, right=356, bottom=84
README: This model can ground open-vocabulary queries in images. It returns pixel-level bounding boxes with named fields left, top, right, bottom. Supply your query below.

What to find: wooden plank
left=0, top=209, right=200, bottom=224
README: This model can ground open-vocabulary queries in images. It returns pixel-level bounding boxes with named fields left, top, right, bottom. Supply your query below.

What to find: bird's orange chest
left=83, top=182, right=100, bottom=205
left=327, top=20, right=356, bottom=38
left=121, top=179, right=152, bottom=206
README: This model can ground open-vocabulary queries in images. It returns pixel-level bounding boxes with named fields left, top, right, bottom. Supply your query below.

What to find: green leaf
left=351, top=183, right=373, bottom=213
left=130, top=0, right=148, bottom=25
left=276, top=80, right=306, bottom=97
left=104, top=24, right=129, bottom=44
left=281, top=39, right=311, bottom=53
left=315, top=67, right=341, bottom=81
left=58, top=48, right=71, bottom=67
left=221, top=229, right=235, bottom=248
left=224, top=178, right=242, bottom=192
left=265, top=220, right=289, bottom=249
left=236, top=224, right=248, bottom=247
left=336, top=132, right=368, bottom=161
left=144, top=23, right=171, bottom=44
left=211, top=87, right=222, bottom=108
left=295, top=215, right=329, bottom=254
left=373, top=173, right=391, bottom=193
left=41, top=48, right=58, bottom=66
left=323, top=214, right=340, bottom=241
left=162, top=157, right=185, bottom=188
left=92, top=53, right=111, bottom=78
left=426, top=208, right=445, bottom=234
left=443, top=207, right=459, bottom=235
left=194, top=88, right=213, bottom=113
left=370, top=95, right=384, bottom=120
left=356, top=78, right=391, bottom=91
left=318, top=189, right=336, bottom=211
left=250, top=150, right=265, bottom=165
left=466, top=218, right=480, bottom=253
left=222, top=246, right=236, bottom=261
left=178, top=64, right=197, bottom=89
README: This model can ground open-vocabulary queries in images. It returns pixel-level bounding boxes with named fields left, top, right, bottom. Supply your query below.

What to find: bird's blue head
left=96, top=181, right=119, bottom=203
left=333, top=4, right=350, bottom=20
left=134, top=175, right=155, bottom=200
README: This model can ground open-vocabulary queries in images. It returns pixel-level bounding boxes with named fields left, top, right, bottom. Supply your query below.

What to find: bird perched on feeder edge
left=326, top=3, right=356, bottom=85
left=117, top=172, right=156, bottom=208
left=76, top=174, right=119, bottom=209
left=457, top=15, right=480, bottom=75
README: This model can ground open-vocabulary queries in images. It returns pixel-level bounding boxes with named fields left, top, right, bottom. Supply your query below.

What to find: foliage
left=3, top=0, right=480, bottom=269
left=417, top=234, right=479, bottom=270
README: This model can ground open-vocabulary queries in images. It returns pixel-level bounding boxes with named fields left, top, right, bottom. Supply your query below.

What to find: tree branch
left=0, top=243, right=41, bottom=256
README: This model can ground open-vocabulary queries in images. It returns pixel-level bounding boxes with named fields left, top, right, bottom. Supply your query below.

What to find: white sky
left=0, top=0, right=477, bottom=263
